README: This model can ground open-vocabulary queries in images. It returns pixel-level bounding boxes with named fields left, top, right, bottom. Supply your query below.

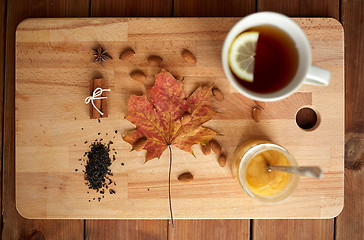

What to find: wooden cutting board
left=15, top=18, right=344, bottom=219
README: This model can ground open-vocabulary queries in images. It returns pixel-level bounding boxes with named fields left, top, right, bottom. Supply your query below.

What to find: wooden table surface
left=15, top=17, right=344, bottom=220
left=1, top=0, right=363, bottom=239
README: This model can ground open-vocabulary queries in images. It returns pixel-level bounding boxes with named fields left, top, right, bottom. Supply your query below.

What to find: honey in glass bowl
left=232, top=140, right=299, bottom=203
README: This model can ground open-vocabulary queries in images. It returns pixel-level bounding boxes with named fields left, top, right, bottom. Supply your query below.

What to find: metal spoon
left=267, top=165, right=323, bottom=178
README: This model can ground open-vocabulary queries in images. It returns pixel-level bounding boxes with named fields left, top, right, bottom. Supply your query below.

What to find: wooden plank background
left=2, top=0, right=363, bottom=239
left=253, top=1, right=340, bottom=239
left=0, top=0, right=5, bottom=237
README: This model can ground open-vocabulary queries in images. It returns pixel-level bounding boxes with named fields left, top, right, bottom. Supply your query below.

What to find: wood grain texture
left=2, top=219, right=84, bottom=240
left=173, top=0, right=254, bottom=17
left=87, top=1, right=173, bottom=237
left=0, top=0, right=6, bottom=236
left=336, top=0, right=364, bottom=239
left=15, top=18, right=344, bottom=219
left=2, top=0, right=88, bottom=239
left=86, top=220, right=167, bottom=239
left=336, top=168, right=364, bottom=240
left=168, top=220, right=250, bottom=240
left=258, top=0, right=340, bottom=20
left=253, top=3, right=340, bottom=240
left=173, top=1, right=253, bottom=237
left=90, top=0, right=173, bottom=17
left=253, top=219, right=334, bottom=240
left=341, top=0, right=364, bottom=137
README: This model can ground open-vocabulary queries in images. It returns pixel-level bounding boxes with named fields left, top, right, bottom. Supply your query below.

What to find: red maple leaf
left=123, top=70, right=218, bottom=161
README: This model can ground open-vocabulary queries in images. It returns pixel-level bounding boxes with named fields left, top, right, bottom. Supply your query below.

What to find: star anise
left=92, top=46, right=112, bottom=66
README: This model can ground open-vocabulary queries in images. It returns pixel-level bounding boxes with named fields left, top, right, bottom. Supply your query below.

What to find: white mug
left=222, top=12, right=331, bottom=102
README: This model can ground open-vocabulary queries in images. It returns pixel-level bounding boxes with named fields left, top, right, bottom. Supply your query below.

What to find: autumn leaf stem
left=124, top=71, right=218, bottom=226
left=168, top=144, right=174, bottom=228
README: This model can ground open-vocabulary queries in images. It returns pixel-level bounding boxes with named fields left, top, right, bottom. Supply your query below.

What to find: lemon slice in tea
left=228, top=31, right=259, bottom=82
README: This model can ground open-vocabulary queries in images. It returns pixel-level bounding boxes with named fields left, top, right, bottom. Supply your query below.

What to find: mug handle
left=304, top=65, right=331, bottom=86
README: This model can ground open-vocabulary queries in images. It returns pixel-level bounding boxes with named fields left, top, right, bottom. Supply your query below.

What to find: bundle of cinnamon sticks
left=89, top=78, right=108, bottom=119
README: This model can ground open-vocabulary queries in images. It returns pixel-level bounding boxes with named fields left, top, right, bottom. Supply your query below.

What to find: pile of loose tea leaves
left=84, top=141, right=116, bottom=197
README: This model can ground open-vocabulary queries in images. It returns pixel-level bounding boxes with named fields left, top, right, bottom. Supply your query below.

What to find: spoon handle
left=268, top=166, right=323, bottom=178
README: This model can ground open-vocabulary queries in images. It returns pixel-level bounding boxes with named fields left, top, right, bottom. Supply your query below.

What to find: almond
left=252, top=107, right=262, bottom=122
left=182, top=49, right=197, bottom=63
left=218, top=154, right=227, bottom=167
left=212, top=87, right=224, bottom=101
left=119, top=48, right=135, bottom=60
left=181, top=112, right=192, bottom=125
left=178, top=172, right=194, bottom=183
left=130, top=70, right=146, bottom=83
left=209, top=139, right=221, bottom=155
left=133, top=137, right=147, bottom=151
left=147, top=55, right=163, bottom=66
left=201, top=144, right=211, bottom=155
left=254, top=100, right=266, bottom=109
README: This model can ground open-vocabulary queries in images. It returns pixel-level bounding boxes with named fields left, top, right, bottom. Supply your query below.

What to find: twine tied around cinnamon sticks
left=85, top=87, right=110, bottom=116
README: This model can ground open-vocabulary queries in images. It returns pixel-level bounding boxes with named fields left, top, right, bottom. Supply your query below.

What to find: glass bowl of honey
left=232, top=140, right=299, bottom=203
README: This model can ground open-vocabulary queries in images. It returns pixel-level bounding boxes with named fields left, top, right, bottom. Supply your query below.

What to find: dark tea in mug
left=229, top=25, right=299, bottom=94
